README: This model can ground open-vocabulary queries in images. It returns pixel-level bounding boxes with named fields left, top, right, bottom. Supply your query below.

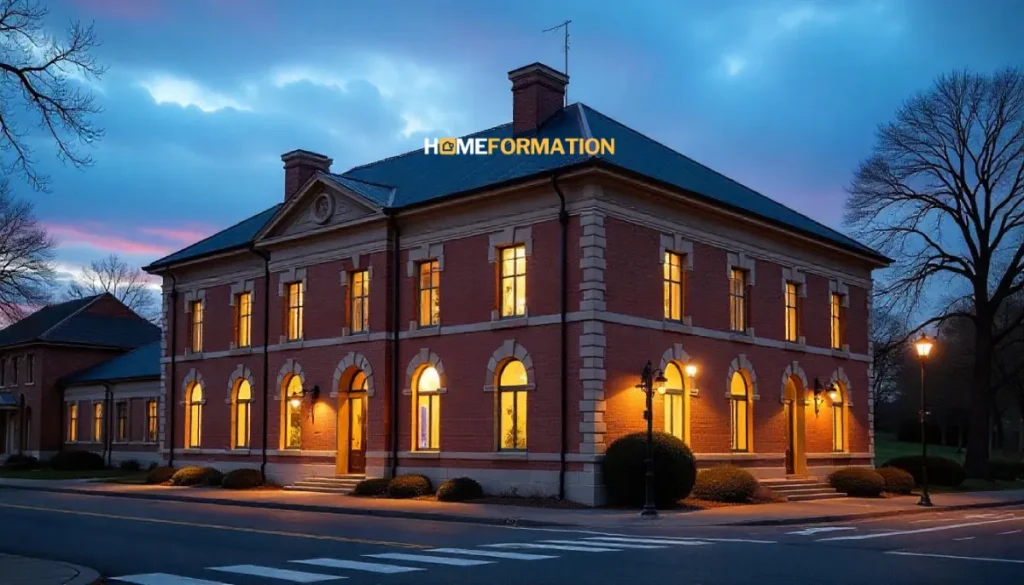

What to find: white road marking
left=485, top=542, right=622, bottom=552
left=292, top=559, right=423, bottom=574
left=584, top=537, right=710, bottom=546
left=541, top=539, right=664, bottom=549
left=887, top=551, right=1024, bottom=565
left=910, top=518, right=953, bottom=524
left=364, top=553, right=493, bottom=567
left=495, top=526, right=776, bottom=543
left=998, top=530, right=1023, bottom=535
left=954, top=537, right=976, bottom=541
left=787, top=527, right=856, bottom=536
left=428, top=548, right=557, bottom=560
left=817, top=517, right=1023, bottom=541
left=624, top=536, right=777, bottom=544
left=210, top=565, right=342, bottom=582
left=964, top=513, right=999, bottom=519
left=112, top=575, right=229, bottom=585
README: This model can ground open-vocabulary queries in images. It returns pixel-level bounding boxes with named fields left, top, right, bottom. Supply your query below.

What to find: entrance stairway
left=760, top=477, right=844, bottom=502
left=283, top=474, right=366, bottom=495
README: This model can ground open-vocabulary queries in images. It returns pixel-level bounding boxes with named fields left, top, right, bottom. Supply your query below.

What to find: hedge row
left=351, top=475, right=484, bottom=502
left=881, top=456, right=966, bottom=487
left=144, top=465, right=264, bottom=489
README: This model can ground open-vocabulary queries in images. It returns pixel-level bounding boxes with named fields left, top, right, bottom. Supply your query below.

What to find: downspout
left=104, top=383, right=112, bottom=467
left=167, top=272, right=178, bottom=468
left=551, top=174, right=569, bottom=500
left=386, top=211, right=401, bottom=479
left=251, top=248, right=272, bottom=482
left=17, top=393, right=24, bottom=456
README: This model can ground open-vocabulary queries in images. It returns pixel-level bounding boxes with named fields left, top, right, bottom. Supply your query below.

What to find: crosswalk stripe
left=364, top=553, right=494, bottom=567
left=484, top=542, right=622, bottom=553
left=111, top=575, right=229, bottom=585
left=541, top=539, right=664, bottom=549
left=428, top=547, right=557, bottom=560
left=292, top=558, right=423, bottom=573
left=585, top=537, right=712, bottom=546
left=209, top=565, right=343, bottom=582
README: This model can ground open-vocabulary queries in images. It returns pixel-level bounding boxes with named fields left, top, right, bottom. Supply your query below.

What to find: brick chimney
left=508, top=63, right=568, bottom=134
left=281, top=149, right=333, bottom=201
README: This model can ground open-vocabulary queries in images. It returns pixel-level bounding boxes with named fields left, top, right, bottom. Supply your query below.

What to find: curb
left=725, top=498, right=1024, bottom=526
left=66, top=561, right=103, bottom=585
left=0, top=483, right=572, bottom=529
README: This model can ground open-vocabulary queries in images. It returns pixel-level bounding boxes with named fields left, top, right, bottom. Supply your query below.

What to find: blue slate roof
left=64, top=341, right=160, bottom=385
left=0, top=294, right=159, bottom=350
left=147, top=103, right=885, bottom=269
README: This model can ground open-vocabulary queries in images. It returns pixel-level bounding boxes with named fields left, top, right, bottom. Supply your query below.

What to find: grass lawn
left=0, top=468, right=145, bottom=481
left=874, top=432, right=965, bottom=465
left=923, top=478, right=1024, bottom=494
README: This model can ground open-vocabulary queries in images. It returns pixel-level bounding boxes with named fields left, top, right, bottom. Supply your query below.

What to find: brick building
left=144, top=63, right=889, bottom=504
left=0, top=294, right=160, bottom=461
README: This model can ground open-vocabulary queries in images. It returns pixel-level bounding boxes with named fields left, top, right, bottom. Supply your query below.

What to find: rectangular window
left=67, top=403, right=78, bottom=442
left=729, top=268, right=748, bottom=332
left=833, top=404, right=845, bottom=452
left=11, top=356, right=17, bottom=385
left=416, top=393, right=440, bottom=450
left=146, top=400, right=158, bottom=442
left=235, top=292, right=252, bottom=348
left=731, top=398, right=748, bottom=451
left=831, top=293, right=844, bottom=349
left=663, top=252, right=685, bottom=321
left=417, top=260, right=440, bottom=327
left=500, top=245, right=527, bottom=318
left=285, top=400, right=302, bottom=449
left=116, top=401, right=128, bottom=442
left=286, top=282, right=304, bottom=341
left=190, top=301, right=204, bottom=352
left=25, top=354, right=34, bottom=384
left=499, top=389, right=528, bottom=450
left=350, top=270, right=370, bottom=333
left=664, top=393, right=684, bottom=440
left=784, top=282, right=800, bottom=342
left=92, top=402, right=104, bottom=443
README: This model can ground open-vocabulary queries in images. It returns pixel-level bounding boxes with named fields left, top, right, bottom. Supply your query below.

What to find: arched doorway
left=335, top=370, right=368, bottom=475
left=782, top=376, right=808, bottom=476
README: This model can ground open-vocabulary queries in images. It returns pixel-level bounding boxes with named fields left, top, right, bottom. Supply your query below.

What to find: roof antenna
left=542, top=19, right=571, bottom=106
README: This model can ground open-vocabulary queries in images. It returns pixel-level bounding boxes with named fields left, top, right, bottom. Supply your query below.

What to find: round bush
left=876, top=466, right=915, bottom=494
left=882, top=456, right=965, bottom=487
left=2, top=454, right=39, bottom=470
left=221, top=468, right=263, bottom=490
left=691, top=465, right=760, bottom=502
left=387, top=474, right=433, bottom=499
left=601, top=431, right=697, bottom=508
left=49, top=450, right=105, bottom=471
left=352, top=478, right=390, bottom=496
left=145, top=466, right=176, bottom=484
left=170, top=466, right=222, bottom=486
left=988, top=459, right=1024, bottom=481
left=436, top=477, right=484, bottom=502
left=829, top=467, right=884, bottom=497
left=118, top=459, right=141, bottom=471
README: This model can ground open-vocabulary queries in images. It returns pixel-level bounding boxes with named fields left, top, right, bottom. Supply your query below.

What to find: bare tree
left=846, top=69, right=1024, bottom=477
left=66, top=253, right=156, bottom=319
left=0, top=179, right=54, bottom=323
left=0, top=0, right=104, bottom=191
left=871, top=307, right=909, bottom=416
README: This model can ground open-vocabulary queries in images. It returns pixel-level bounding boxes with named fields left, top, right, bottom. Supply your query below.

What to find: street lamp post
left=638, top=361, right=667, bottom=517
left=914, top=332, right=935, bottom=507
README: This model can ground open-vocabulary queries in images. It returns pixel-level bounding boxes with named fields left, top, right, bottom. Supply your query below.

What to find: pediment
left=258, top=178, right=382, bottom=242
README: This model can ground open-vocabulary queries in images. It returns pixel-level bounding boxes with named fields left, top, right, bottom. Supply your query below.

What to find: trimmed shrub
left=387, top=474, right=433, bottom=499
left=882, top=455, right=966, bottom=487
left=436, top=477, right=484, bottom=502
left=829, top=467, right=884, bottom=497
left=145, top=466, right=176, bottom=484
left=49, top=450, right=105, bottom=471
left=147, top=462, right=160, bottom=471
left=352, top=477, right=391, bottom=496
left=221, top=468, right=263, bottom=490
left=988, top=459, right=1024, bottom=481
left=118, top=460, right=141, bottom=471
left=876, top=466, right=915, bottom=494
left=170, top=466, right=222, bottom=486
left=691, top=465, right=760, bottom=503
left=602, top=431, right=697, bottom=508
left=2, top=454, right=39, bottom=470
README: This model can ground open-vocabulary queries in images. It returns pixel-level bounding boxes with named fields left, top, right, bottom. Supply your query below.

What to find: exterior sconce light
left=812, top=378, right=834, bottom=416
left=289, top=384, right=321, bottom=418
left=684, top=364, right=698, bottom=395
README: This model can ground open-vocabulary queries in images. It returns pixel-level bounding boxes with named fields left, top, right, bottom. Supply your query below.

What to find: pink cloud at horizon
left=46, top=223, right=173, bottom=257
left=138, top=226, right=215, bottom=245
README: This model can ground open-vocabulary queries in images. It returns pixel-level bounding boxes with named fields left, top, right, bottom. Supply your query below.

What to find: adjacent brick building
left=144, top=62, right=889, bottom=504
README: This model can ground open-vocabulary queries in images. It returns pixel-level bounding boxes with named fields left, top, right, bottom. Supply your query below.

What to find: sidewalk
left=3, top=477, right=1024, bottom=529
left=0, top=553, right=100, bottom=585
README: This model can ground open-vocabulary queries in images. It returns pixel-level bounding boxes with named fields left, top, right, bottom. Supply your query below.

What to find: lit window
left=234, top=380, right=252, bottom=449
left=832, top=387, right=845, bottom=452
left=190, top=301, right=204, bottom=352
left=187, top=383, right=203, bottom=448
left=414, top=366, right=441, bottom=450
left=729, top=269, right=748, bottom=332
left=67, top=403, right=78, bottom=442
left=498, top=360, right=528, bottom=450
left=92, top=402, right=104, bottom=443
left=729, top=372, right=750, bottom=452
left=146, top=400, right=158, bottom=442
left=116, top=401, right=128, bottom=442
left=784, top=282, right=800, bottom=342
left=418, top=260, right=440, bottom=327
left=25, top=354, right=34, bottom=384
left=831, top=293, right=844, bottom=349
left=350, top=270, right=370, bottom=333
left=285, top=375, right=302, bottom=449
left=350, top=372, right=367, bottom=454
left=235, top=292, right=252, bottom=348
left=286, top=282, right=304, bottom=341
left=662, top=363, right=685, bottom=440
left=500, top=245, right=527, bottom=318
left=663, top=252, right=685, bottom=321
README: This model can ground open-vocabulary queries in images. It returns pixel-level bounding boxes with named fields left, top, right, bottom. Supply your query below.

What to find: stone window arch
left=726, top=354, right=757, bottom=452
left=404, top=349, right=446, bottom=452
left=226, top=365, right=255, bottom=449
left=780, top=361, right=809, bottom=404
left=659, top=343, right=695, bottom=443
left=332, top=352, right=376, bottom=398
left=483, top=340, right=535, bottom=392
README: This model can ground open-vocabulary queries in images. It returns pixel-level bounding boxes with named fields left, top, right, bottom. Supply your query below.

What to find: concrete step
left=293, top=477, right=363, bottom=485
left=761, top=479, right=824, bottom=488
left=786, top=492, right=847, bottom=502
left=284, top=474, right=367, bottom=494
left=768, top=483, right=833, bottom=493
left=282, top=485, right=353, bottom=494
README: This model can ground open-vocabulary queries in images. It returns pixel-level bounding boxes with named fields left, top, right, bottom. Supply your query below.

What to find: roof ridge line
left=575, top=103, right=594, bottom=141
left=37, top=295, right=103, bottom=341
left=331, top=174, right=396, bottom=189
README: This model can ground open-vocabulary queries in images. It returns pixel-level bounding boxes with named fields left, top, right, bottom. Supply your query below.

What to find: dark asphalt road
left=1, top=489, right=1023, bottom=584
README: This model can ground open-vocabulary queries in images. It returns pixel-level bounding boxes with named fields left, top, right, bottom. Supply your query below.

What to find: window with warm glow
left=25, top=354, right=34, bottom=384
left=662, top=363, right=685, bottom=440
left=784, top=282, right=800, bottom=342
left=116, top=401, right=128, bottom=442
left=350, top=270, right=370, bottom=333
left=146, top=400, right=158, bottom=442
left=286, top=282, right=304, bottom=341
left=414, top=365, right=441, bottom=450
left=418, top=260, right=440, bottom=327
left=663, top=252, right=685, bottom=321
left=350, top=372, right=367, bottom=452
left=729, top=372, right=750, bottom=452
left=500, top=245, right=527, bottom=318
left=190, top=301, right=203, bottom=352
left=234, top=380, right=251, bottom=449
left=67, top=403, right=78, bottom=442
left=832, top=389, right=845, bottom=452
left=235, top=292, right=252, bottom=348
left=498, top=360, right=528, bottom=450
left=285, top=375, right=302, bottom=449
left=92, top=402, right=103, bottom=443
left=831, top=293, right=844, bottom=349
left=729, top=268, right=748, bottom=332
left=187, top=384, right=203, bottom=448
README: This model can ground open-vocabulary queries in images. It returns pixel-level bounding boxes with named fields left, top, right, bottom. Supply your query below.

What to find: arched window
left=352, top=371, right=367, bottom=392
left=414, top=366, right=440, bottom=451
left=729, top=372, right=750, bottom=452
left=498, top=360, right=528, bottom=450
left=349, top=371, right=367, bottom=454
left=234, top=380, right=251, bottom=449
left=187, top=383, right=203, bottom=448
left=284, top=375, right=302, bottom=449
left=662, top=363, right=685, bottom=440
left=832, top=385, right=846, bottom=452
